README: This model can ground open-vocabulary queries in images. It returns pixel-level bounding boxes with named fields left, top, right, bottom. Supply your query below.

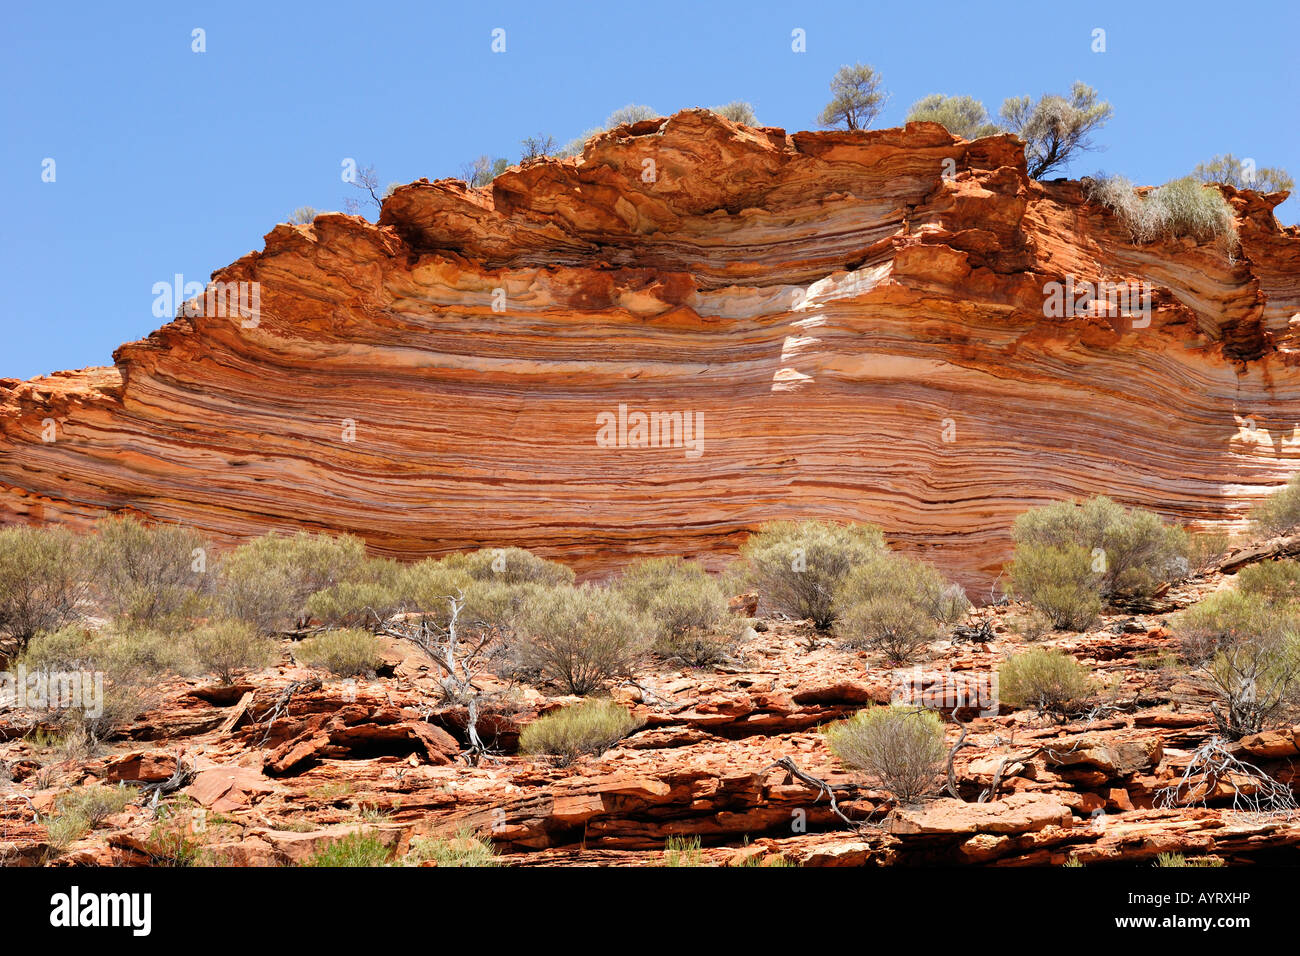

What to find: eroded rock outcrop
left=1, top=110, right=1298, bottom=587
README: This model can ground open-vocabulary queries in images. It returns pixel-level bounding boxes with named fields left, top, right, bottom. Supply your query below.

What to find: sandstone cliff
left=2, top=110, right=1298, bottom=589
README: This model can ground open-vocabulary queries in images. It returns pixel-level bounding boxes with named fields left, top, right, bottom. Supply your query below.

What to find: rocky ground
left=2, top=564, right=1298, bottom=868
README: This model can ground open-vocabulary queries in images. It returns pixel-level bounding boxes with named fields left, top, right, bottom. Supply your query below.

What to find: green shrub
left=219, top=532, right=369, bottom=632
left=14, top=625, right=166, bottom=742
left=85, top=515, right=213, bottom=628
left=615, top=557, right=739, bottom=663
left=1010, top=497, right=1188, bottom=626
left=1236, top=560, right=1300, bottom=605
left=1252, top=475, right=1300, bottom=537
left=443, top=547, right=574, bottom=588
left=401, top=829, right=499, bottom=867
left=998, top=648, right=1095, bottom=718
left=45, top=810, right=91, bottom=851
left=296, top=628, right=383, bottom=676
left=518, top=698, right=642, bottom=765
left=1154, top=851, right=1224, bottom=868
left=1010, top=544, right=1103, bottom=630
left=302, top=830, right=392, bottom=867
left=0, top=526, right=88, bottom=654
left=824, top=705, right=946, bottom=804
left=186, top=620, right=276, bottom=684
left=835, top=553, right=969, bottom=662
left=1174, top=591, right=1299, bottom=663
left=738, top=520, right=886, bottom=629
left=906, top=94, right=1000, bottom=139
left=305, top=558, right=404, bottom=629
left=513, top=585, right=648, bottom=694
left=1087, top=175, right=1239, bottom=255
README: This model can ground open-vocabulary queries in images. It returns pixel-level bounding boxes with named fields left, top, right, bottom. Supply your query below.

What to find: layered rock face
left=1, top=110, right=1298, bottom=588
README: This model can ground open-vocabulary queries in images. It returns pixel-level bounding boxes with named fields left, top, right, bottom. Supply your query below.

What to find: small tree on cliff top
left=818, top=64, right=887, bottom=131
left=1000, top=82, right=1112, bottom=179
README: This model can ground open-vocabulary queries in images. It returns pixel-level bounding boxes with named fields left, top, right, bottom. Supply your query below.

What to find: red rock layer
left=1, top=110, right=1298, bottom=589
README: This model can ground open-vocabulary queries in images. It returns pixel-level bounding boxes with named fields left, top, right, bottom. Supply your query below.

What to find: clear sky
left=2, top=0, right=1296, bottom=381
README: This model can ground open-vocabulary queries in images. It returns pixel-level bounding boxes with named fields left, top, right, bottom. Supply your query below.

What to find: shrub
left=1174, top=591, right=1298, bottom=663
left=818, top=63, right=887, bottom=131
left=1206, top=630, right=1300, bottom=739
left=186, top=620, right=276, bottom=684
left=85, top=515, right=213, bottom=628
left=824, top=705, right=946, bottom=804
left=558, top=104, right=661, bottom=158
left=513, top=585, right=648, bottom=694
left=296, top=628, right=383, bottom=676
left=614, top=557, right=738, bottom=663
left=302, top=830, right=392, bottom=867
left=1154, top=852, right=1224, bottom=868
left=835, top=553, right=969, bottom=661
left=288, top=206, right=318, bottom=224
left=738, top=520, right=886, bottom=629
left=1193, top=154, right=1294, bottom=195
left=1087, top=175, right=1239, bottom=256
left=998, top=648, right=1095, bottom=718
left=401, top=829, right=499, bottom=867
left=710, top=101, right=757, bottom=125
left=906, top=94, right=1000, bottom=139
left=142, top=798, right=205, bottom=866
left=1000, top=83, right=1112, bottom=179
left=1236, top=560, right=1300, bottom=605
left=219, top=532, right=369, bottom=631
left=1010, top=497, right=1188, bottom=626
left=443, top=547, right=574, bottom=588
left=305, top=558, right=404, bottom=629
left=14, top=625, right=166, bottom=742
left=0, top=526, right=88, bottom=654
left=518, top=698, right=642, bottom=765
left=1252, top=475, right=1300, bottom=537
left=1009, top=544, right=1103, bottom=630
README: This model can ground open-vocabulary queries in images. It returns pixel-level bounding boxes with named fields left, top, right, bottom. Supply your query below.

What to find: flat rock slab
left=890, top=793, right=1073, bottom=837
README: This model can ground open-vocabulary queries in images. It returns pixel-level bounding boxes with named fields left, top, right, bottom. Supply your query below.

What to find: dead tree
left=1156, top=737, right=1298, bottom=818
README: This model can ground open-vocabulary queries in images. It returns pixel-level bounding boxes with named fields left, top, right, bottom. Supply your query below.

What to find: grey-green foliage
left=835, top=552, right=970, bottom=662
left=709, top=101, right=758, bottom=125
left=906, top=94, right=1001, bottom=140
left=1252, top=475, right=1300, bottom=537
left=999, top=82, right=1112, bottom=179
left=85, top=516, right=213, bottom=628
left=1010, top=497, right=1189, bottom=629
left=1193, top=154, right=1294, bottom=194
left=738, top=520, right=886, bottom=629
left=0, top=526, right=87, bottom=653
left=818, top=63, right=887, bottom=131
left=1087, top=174, right=1239, bottom=256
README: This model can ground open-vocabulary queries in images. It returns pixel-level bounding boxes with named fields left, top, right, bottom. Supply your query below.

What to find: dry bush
left=442, top=547, right=574, bottom=588
left=1205, top=629, right=1300, bottom=739
left=512, top=585, right=648, bottom=694
left=304, top=558, right=404, bottom=629
left=518, top=699, right=642, bottom=765
left=0, top=526, right=88, bottom=655
left=1010, top=497, right=1188, bottom=628
left=615, top=557, right=740, bottom=664
left=296, top=628, right=383, bottom=676
left=1088, top=175, right=1239, bottom=255
left=824, top=705, right=946, bottom=803
left=738, top=520, right=886, bottom=629
left=185, top=620, right=276, bottom=684
left=998, top=648, right=1095, bottom=719
left=85, top=515, right=213, bottom=628
left=219, top=532, right=368, bottom=632
left=400, top=828, right=499, bottom=867
left=835, top=552, right=969, bottom=662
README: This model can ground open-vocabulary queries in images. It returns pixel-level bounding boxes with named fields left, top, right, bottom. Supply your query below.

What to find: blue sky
left=2, top=0, right=1296, bottom=381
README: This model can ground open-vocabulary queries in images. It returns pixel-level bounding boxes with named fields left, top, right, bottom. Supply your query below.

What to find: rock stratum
left=2, top=109, right=1299, bottom=588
